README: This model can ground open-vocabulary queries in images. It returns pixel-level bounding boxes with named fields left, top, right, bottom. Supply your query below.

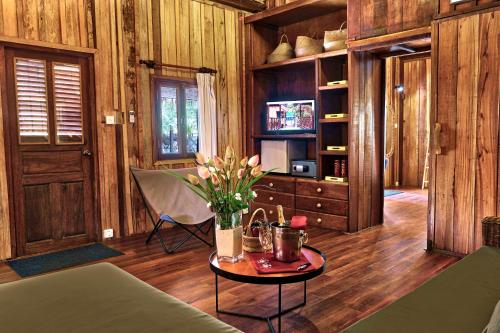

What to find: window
left=13, top=57, right=84, bottom=145
left=152, top=77, right=199, bottom=160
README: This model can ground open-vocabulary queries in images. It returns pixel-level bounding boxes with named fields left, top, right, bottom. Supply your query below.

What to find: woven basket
left=243, top=208, right=268, bottom=252
left=482, top=216, right=500, bottom=248
left=295, top=36, right=323, bottom=57
left=324, top=22, right=347, bottom=52
left=266, top=34, right=293, bottom=64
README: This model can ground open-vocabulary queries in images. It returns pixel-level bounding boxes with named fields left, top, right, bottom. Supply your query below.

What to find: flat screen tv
left=264, top=100, right=316, bottom=134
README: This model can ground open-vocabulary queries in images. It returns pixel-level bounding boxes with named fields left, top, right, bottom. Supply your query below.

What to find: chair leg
left=147, top=219, right=215, bottom=254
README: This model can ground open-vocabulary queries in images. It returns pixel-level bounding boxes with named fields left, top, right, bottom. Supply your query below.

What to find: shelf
left=318, top=49, right=348, bottom=59
left=253, top=134, right=317, bottom=140
left=244, top=0, right=347, bottom=27
left=252, top=49, right=347, bottom=72
left=319, top=117, right=349, bottom=124
left=319, top=84, right=348, bottom=91
left=252, top=55, right=316, bottom=71
left=320, top=150, right=348, bottom=156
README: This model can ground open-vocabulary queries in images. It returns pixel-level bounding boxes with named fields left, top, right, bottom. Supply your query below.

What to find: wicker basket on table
left=482, top=216, right=500, bottom=248
left=243, top=208, right=268, bottom=253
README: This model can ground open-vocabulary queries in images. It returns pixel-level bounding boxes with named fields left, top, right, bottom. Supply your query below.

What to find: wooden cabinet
left=430, top=9, right=500, bottom=255
left=347, top=0, right=434, bottom=40
left=251, top=176, right=349, bottom=231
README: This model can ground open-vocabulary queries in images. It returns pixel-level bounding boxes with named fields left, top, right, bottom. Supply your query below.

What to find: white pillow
left=484, top=301, right=500, bottom=333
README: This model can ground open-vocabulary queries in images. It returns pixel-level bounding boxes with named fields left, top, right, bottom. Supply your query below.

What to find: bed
left=0, top=262, right=241, bottom=333
left=341, top=246, right=500, bottom=333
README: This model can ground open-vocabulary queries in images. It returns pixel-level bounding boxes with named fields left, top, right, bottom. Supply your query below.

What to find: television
left=264, top=100, right=316, bottom=134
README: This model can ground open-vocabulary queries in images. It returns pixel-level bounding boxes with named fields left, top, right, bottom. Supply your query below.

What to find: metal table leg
left=215, top=275, right=307, bottom=333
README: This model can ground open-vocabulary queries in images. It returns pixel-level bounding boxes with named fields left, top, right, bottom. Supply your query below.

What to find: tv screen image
left=265, top=100, right=315, bottom=133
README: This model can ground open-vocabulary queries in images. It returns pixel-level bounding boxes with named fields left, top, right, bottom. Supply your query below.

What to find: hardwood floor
left=0, top=188, right=458, bottom=332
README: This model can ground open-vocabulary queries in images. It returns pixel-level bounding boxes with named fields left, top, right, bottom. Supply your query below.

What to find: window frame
left=151, top=75, right=199, bottom=161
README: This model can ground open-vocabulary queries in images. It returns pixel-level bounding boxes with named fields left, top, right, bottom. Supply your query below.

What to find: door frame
left=0, top=40, right=101, bottom=258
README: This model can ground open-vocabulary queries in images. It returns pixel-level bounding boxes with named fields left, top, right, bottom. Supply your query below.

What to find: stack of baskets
left=324, top=22, right=347, bottom=52
left=266, top=34, right=293, bottom=64
left=295, top=35, right=323, bottom=57
left=482, top=216, right=500, bottom=248
left=242, top=208, right=268, bottom=252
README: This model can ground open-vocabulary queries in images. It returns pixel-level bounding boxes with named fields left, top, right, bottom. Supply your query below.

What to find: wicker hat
left=295, top=35, right=323, bottom=57
left=266, top=34, right=293, bottom=64
left=324, top=22, right=347, bottom=52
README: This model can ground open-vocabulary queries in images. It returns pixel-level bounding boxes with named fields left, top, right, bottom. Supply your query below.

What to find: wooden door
left=3, top=47, right=97, bottom=256
left=430, top=10, right=500, bottom=255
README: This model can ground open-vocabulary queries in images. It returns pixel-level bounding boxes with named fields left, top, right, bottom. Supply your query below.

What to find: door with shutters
left=3, top=47, right=97, bottom=256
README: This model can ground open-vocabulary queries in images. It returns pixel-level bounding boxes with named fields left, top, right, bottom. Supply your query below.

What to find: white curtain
left=196, top=73, right=217, bottom=158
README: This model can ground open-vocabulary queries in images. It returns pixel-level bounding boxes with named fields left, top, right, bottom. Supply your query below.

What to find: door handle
left=83, top=149, right=92, bottom=157
left=434, top=123, right=442, bottom=155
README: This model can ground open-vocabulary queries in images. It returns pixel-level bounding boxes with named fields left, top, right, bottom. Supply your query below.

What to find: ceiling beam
left=210, top=0, right=266, bottom=12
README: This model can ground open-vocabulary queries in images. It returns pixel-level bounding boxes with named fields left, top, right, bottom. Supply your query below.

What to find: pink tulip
left=195, top=152, right=206, bottom=165
left=214, top=156, right=225, bottom=170
left=237, top=168, right=245, bottom=179
left=251, top=165, right=262, bottom=177
left=211, top=173, right=220, bottom=185
left=197, top=166, right=210, bottom=179
left=248, top=154, right=259, bottom=167
left=186, top=174, right=200, bottom=185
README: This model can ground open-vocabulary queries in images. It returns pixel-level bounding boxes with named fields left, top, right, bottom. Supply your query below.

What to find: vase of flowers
left=172, top=147, right=269, bottom=263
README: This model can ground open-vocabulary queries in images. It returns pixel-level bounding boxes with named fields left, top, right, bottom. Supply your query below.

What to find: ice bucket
left=271, top=222, right=308, bottom=262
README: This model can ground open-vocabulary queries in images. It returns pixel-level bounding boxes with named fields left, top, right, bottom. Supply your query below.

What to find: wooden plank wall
left=431, top=9, right=500, bottom=255
left=0, top=0, right=246, bottom=258
left=348, top=51, right=384, bottom=232
left=348, top=0, right=434, bottom=40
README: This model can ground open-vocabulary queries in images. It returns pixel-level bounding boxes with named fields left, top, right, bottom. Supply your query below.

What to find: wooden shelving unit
left=244, top=0, right=349, bottom=231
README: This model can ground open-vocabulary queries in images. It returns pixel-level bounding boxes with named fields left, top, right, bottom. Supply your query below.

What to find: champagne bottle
left=277, top=205, right=285, bottom=226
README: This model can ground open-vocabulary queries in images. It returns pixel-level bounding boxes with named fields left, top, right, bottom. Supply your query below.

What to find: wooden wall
left=430, top=9, right=500, bottom=255
left=348, top=0, right=434, bottom=40
left=437, top=0, right=500, bottom=18
left=348, top=51, right=384, bottom=232
left=0, top=0, right=246, bottom=259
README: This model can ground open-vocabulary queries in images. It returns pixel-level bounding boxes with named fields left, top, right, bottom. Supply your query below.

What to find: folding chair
left=130, top=167, right=215, bottom=254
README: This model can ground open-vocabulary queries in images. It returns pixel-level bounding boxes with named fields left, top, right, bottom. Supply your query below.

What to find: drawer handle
left=317, top=218, right=322, bottom=224
left=269, top=210, right=274, bottom=215
left=316, top=203, right=322, bottom=208
left=269, top=182, right=274, bottom=188
left=316, top=187, right=322, bottom=193
left=269, top=196, right=274, bottom=201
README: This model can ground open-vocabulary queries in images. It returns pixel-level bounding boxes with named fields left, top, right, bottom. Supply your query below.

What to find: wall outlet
left=105, top=115, right=115, bottom=125
left=103, top=229, right=114, bottom=239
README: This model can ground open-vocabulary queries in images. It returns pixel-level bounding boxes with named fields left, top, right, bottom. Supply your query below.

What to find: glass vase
left=215, top=210, right=243, bottom=263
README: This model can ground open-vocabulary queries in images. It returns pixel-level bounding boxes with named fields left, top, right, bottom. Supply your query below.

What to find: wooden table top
left=209, top=246, right=326, bottom=285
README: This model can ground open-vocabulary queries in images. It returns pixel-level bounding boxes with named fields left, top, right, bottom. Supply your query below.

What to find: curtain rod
left=139, top=59, right=217, bottom=74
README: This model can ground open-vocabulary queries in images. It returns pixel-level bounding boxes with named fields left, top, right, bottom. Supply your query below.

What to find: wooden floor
left=0, top=188, right=458, bottom=332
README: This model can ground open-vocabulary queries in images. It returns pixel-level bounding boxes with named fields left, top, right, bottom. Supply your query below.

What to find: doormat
left=7, top=243, right=123, bottom=278
left=384, top=190, right=403, bottom=197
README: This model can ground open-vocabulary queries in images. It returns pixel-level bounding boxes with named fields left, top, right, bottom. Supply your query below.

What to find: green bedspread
left=0, top=262, right=241, bottom=333
left=342, top=246, right=500, bottom=333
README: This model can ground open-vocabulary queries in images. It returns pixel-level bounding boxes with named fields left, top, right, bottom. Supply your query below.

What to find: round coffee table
left=209, top=245, right=326, bottom=333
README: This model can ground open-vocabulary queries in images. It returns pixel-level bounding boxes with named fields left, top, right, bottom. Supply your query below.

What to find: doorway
left=2, top=46, right=98, bottom=256
left=383, top=53, right=431, bottom=228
